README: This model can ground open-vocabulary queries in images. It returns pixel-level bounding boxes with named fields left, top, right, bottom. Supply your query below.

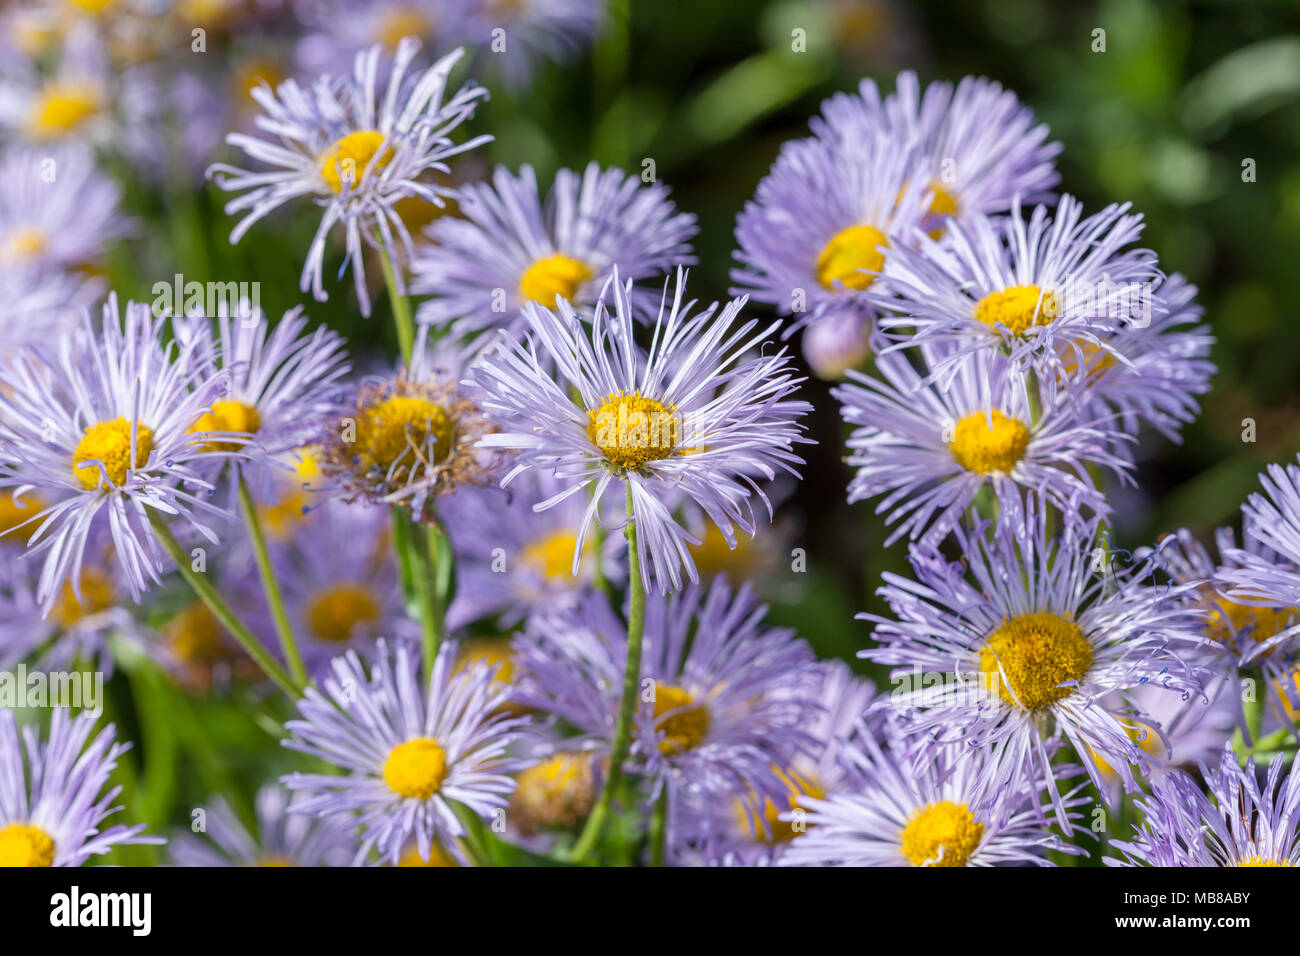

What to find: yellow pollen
left=512, top=752, right=596, bottom=831
left=306, top=584, right=380, bottom=643
left=900, top=801, right=984, bottom=867
left=980, top=612, right=1093, bottom=711
left=73, top=418, right=154, bottom=490
left=5, top=228, right=47, bottom=258
left=519, top=254, right=594, bottom=307
left=650, top=683, right=709, bottom=754
left=0, top=823, right=55, bottom=867
left=522, top=530, right=585, bottom=580
left=319, top=130, right=393, bottom=193
left=815, top=224, right=887, bottom=292
left=738, top=766, right=825, bottom=844
left=190, top=399, right=261, bottom=453
left=51, top=567, right=115, bottom=628
left=949, top=410, right=1031, bottom=474
left=974, top=284, right=1060, bottom=337
left=356, top=395, right=454, bottom=475
left=586, top=392, right=679, bottom=471
left=1238, top=856, right=1289, bottom=867
left=29, top=85, right=101, bottom=138
left=383, top=738, right=448, bottom=800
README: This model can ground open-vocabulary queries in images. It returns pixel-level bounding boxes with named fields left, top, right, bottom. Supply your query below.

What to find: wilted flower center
left=0, top=823, right=55, bottom=868
left=319, top=129, right=392, bottom=193
left=980, top=612, right=1093, bottom=711
left=165, top=601, right=226, bottom=664
left=512, top=752, right=596, bottom=831
left=816, top=224, right=887, bottom=292
left=519, top=253, right=594, bottom=307
left=190, top=399, right=261, bottom=453
left=52, top=568, right=115, bottom=628
left=30, top=85, right=101, bottom=137
left=73, top=418, right=154, bottom=489
left=522, top=530, right=583, bottom=580
left=358, top=395, right=454, bottom=472
left=974, top=284, right=1060, bottom=336
left=651, top=682, right=709, bottom=754
left=383, top=738, right=448, bottom=799
left=739, top=766, right=825, bottom=844
left=900, top=801, right=983, bottom=867
left=587, top=392, right=678, bottom=471
left=306, top=584, right=380, bottom=643
left=949, top=410, right=1031, bottom=475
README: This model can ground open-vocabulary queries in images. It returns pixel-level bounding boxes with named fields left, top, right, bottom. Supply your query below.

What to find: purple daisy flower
left=0, top=708, right=162, bottom=867
left=1220, top=456, right=1300, bottom=615
left=834, top=340, right=1130, bottom=546
left=1111, top=745, right=1300, bottom=867
left=778, top=730, right=1083, bottom=867
left=282, top=639, right=528, bottom=865
left=470, top=267, right=812, bottom=594
left=411, top=162, right=697, bottom=337
left=169, top=784, right=357, bottom=867
left=865, top=504, right=1211, bottom=818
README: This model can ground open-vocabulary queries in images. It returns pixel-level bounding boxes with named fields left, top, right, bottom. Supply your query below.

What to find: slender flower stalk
left=571, top=486, right=645, bottom=862
left=237, top=476, right=308, bottom=688
left=147, top=511, right=299, bottom=698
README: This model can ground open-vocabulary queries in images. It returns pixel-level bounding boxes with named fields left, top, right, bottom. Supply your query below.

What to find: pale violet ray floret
left=1220, top=455, right=1300, bottom=613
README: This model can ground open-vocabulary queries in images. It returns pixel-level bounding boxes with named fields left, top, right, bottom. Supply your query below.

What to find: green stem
left=571, top=484, right=645, bottom=863
left=147, top=510, right=299, bottom=698
left=378, top=245, right=415, bottom=365
left=648, top=787, right=668, bottom=867
left=392, top=508, right=441, bottom=681
left=238, top=477, right=308, bottom=689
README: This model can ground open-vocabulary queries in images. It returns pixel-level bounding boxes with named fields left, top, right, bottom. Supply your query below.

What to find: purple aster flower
left=169, top=784, right=357, bottom=867
left=834, top=340, right=1131, bottom=546
left=1220, top=456, right=1300, bottom=614
left=295, top=0, right=478, bottom=78
left=411, top=162, right=697, bottom=337
left=730, top=134, right=931, bottom=376
left=874, top=195, right=1163, bottom=382
left=0, top=296, right=244, bottom=612
left=511, top=580, right=819, bottom=846
left=865, top=505, right=1211, bottom=819
left=0, top=708, right=162, bottom=866
left=1111, top=745, right=1300, bottom=867
left=809, top=71, right=1061, bottom=228
left=470, top=267, right=812, bottom=594
left=282, top=639, right=528, bottom=865
left=208, top=39, right=490, bottom=317
left=778, top=730, right=1083, bottom=867
left=465, top=0, right=604, bottom=89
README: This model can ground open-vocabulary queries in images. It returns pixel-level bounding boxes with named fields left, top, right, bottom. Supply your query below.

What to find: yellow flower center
left=69, top=0, right=120, bottom=12
left=73, top=418, right=154, bottom=490
left=738, top=766, right=825, bottom=844
left=319, top=130, right=393, bottom=193
left=650, top=683, right=710, bottom=754
left=255, top=856, right=295, bottom=866
left=586, top=392, right=679, bottom=471
left=51, top=568, right=115, bottom=628
left=519, top=254, right=594, bottom=308
left=512, top=752, right=596, bottom=831
left=29, top=85, right=101, bottom=138
left=0, top=492, right=40, bottom=545
left=1057, top=339, right=1116, bottom=384
left=522, top=530, right=585, bottom=580
left=900, top=802, right=984, bottom=867
left=455, top=637, right=515, bottom=685
left=815, top=224, right=887, bottom=292
left=1238, top=856, right=1290, bottom=867
left=5, top=228, right=47, bottom=259
left=356, top=395, right=454, bottom=474
left=926, top=182, right=959, bottom=219
left=0, top=823, right=55, bottom=867
left=979, top=612, right=1093, bottom=711
left=190, top=399, right=261, bottom=453
left=949, top=410, right=1031, bottom=474
left=377, top=6, right=434, bottom=47
left=306, top=584, right=380, bottom=643
left=397, top=843, right=458, bottom=866
left=383, top=738, right=448, bottom=800
left=165, top=601, right=227, bottom=664
left=973, top=285, right=1060, bottom=337
left=1202, top=588, right=1297, bottom=651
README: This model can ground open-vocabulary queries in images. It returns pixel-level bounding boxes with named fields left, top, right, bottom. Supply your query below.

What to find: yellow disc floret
left=587, top=392, right=678, bottom=471
left=816, top=224, right=887, bottom=292
left=519, top=253, right=594, bottom=307
left=974, top=285, right=1060, bottom=337
left=900, top=801, right=983, bottom=867
left=73, top=418, right=154, bottom=490
left=739, top=766, right=825, bottom=844
left=650, top=683, right=709, bottom=754
left=979, top=612, right=1094, bottom=711
left=51, top=568, right=115, bottom=629
left=0, top=823, right=55, bottom=867
left=356, top=395, right=454, bottom=473
left=383, top=738, right=448, bottom=800
left=190, top=399, right=261, bottom=453
left=949, top=410, right=1031, bottom=475
left=319, top=130, right=392, bottom=193
left=522, top=530, right=584, bottom=580
left=1238, top=855, right=1290, bottom=867
left=511, top=752, right=596, bottom=832
left=306, top=584, right=380, bottom=643
left=29, top=85, right=101, bottom=138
